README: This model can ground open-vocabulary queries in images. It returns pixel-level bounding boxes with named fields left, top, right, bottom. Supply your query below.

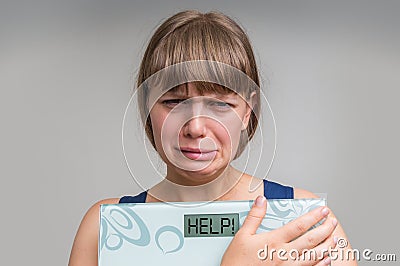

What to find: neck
left=150, top=165, right=244, bottom=202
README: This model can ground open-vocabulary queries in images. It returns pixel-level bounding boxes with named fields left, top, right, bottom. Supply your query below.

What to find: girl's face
left=149, top=83, right=253, bottom=185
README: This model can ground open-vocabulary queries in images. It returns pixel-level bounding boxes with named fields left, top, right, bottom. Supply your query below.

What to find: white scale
left=99, top=198, right=326, bottom=266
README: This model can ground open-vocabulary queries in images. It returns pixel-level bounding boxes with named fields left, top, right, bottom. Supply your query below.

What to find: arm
left=68, top=198, right=119, bottom=266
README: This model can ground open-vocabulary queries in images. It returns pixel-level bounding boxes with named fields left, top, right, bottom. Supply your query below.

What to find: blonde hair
left=137, top=10, right=260, bottom=158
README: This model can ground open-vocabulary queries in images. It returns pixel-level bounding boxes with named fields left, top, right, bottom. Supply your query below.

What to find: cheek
left=149, top=111, right=166, bottom=150
left=150, top=110, right=180, bottom=151
left=214, top=116, right=244, bottom=152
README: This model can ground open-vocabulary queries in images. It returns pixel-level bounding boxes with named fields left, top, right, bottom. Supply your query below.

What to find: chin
left=175, top=162, right=229, bottom=185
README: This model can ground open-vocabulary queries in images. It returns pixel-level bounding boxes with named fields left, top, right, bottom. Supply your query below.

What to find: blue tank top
left=119, top=179, right=293, bottom=203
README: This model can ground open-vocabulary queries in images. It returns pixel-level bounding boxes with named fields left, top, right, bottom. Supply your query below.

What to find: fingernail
left=332, top=218, right=338, bottom=226
left=255, top=195, right=266, bottom=207
left=321, top=207, right=329, bottom=216
left=334, top=236, right=338, bottom=244
left=324, top=257, right=331, bottom=265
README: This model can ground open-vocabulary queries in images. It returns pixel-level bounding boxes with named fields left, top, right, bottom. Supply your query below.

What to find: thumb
left=239, top=195, right=267, bottom=235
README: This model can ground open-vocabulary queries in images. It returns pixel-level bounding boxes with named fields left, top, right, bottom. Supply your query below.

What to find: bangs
left=138, top=11, right=260, bottom=98
left=145, top=13, right=252, bottom=91
left=168, top=82, right=234, bottom=97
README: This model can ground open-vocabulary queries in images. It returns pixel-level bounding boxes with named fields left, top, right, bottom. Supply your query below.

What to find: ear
left=241, top=91, right=256, bottom=131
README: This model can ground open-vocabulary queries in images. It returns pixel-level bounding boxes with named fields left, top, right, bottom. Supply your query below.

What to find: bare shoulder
left=79, top=198, right=120, bottom=229
left=68, top=198, right=119, bottom=266
left=293, top=187, right=319, bottom=199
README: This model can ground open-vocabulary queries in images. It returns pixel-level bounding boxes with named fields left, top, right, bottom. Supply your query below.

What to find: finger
left=310, top=234, right=337, bottom=261
left=295, top=234, right=336, bottom=266
left=289, top=215, right=337, bottom=251
left=312, top=256, right=331, bottom=266
left=239, top=195, right=267, bottom=235
left=274, top=206, right=330, bottom=242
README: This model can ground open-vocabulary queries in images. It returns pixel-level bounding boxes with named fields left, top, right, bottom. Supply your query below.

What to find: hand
left=220, top=196, right=338, bottom=266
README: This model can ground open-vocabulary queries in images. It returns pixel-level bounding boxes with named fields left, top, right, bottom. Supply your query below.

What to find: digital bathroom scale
left=99, top=198, right=326, bottom=266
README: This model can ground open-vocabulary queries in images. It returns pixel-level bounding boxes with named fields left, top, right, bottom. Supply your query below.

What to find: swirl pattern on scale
left=238, top=199, right=326, bottom=231
left=100, top=205, right=151, bottom=251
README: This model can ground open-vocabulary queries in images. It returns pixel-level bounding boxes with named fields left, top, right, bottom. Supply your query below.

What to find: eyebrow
left=162, top=91, right=239, bottom=103
left=163, top=86, right=189, bottom=97
left=164, top=84, right=237, bottom=98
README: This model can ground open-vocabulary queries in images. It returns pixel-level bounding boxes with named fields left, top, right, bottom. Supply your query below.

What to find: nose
left=182, top=101, right=207, bottom=138
left=182, top=116, right=206, bottom=138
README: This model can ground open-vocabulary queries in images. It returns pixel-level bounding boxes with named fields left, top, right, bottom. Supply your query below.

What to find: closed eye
left=161, top=99, right=187, bottom=108
left=161, top=98, right=234, bottom=110
left=208, top=100, right=233, bottom=109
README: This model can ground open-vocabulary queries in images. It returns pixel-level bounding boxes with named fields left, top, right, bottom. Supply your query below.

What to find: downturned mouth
left=180, top=147, right=215, bottom=153
left=178, top=147, right=217, bottom=160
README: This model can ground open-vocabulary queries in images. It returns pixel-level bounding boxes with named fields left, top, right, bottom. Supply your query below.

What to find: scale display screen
left=184, top=213, right=239, bottom=237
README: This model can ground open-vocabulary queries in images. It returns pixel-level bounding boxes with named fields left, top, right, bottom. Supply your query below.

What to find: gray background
left=1, top=0, right=399, bottom=265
